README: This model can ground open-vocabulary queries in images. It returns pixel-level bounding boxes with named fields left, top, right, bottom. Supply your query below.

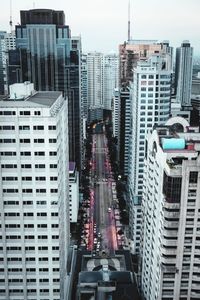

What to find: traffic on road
left=80, top=127, right=125, bottom=254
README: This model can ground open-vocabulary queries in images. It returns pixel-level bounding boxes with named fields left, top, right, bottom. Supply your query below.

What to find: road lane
left=86, top=131, right=119, bottom=253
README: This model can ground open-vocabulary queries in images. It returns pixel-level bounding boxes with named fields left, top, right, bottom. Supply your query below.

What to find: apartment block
left=0, top=82, right=70, bottom=300
left=142, top=117, right=200, bottom=300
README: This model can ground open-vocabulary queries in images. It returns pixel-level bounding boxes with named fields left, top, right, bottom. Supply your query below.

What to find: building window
left=20, top=151, right=31, bottom=156
left=19, top=125, right=30, bottom=130
left=50, top=164, right=57, bottom=168
left=36, top=189, right=46, bottom=193
left=0, top=139, right=15, bottom=143
left=0, top=125, right=15, bottom=130
left=21, top=176, right=32, bottom=181
left=34, top=151, right=45, bottom=156
left=35, top=176, right=46, bottom=181
left=49, top=151, right=57, bottom=156
left=20, top=111, right=30, bottom=115
left=34, top=111, right=41, bottom=115
left=33, top=125, right=44, bottom=130
left=20, top=139, right=30, bottom=143
left=49, top=139, right=57, bottom=143
left=35, top=164, right=45, bottom=168
left=189, top=171, right=198, bottom=184
left=0, top=111, right=15, bottom=115
left=48, top=125, right=56, bottom=130
left=34, top=139, right=44, bottom=143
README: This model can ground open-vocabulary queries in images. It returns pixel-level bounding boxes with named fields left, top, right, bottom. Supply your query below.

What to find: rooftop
left=0, top=91, right=62, bottom=108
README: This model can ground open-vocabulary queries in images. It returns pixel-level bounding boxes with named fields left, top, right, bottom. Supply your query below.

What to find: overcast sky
left=0, top=0, right=199, bottom=55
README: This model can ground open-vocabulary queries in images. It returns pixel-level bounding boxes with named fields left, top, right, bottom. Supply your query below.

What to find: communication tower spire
left=128, top=0, right=131, bottom=42
left=9, top=0, right=13, bottom=33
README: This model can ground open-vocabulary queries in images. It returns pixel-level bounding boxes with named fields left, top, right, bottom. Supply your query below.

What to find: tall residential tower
left=142, top=117, right=200, bottom=300
left=0, top=83, right=70, bottom=300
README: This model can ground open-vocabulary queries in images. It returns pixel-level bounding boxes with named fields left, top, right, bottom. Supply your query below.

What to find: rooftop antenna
left=128, top=0, right=131, bottom=42
left=9, top=0, right=13, bottom=33
left=33, top=2, right=36, bottom=9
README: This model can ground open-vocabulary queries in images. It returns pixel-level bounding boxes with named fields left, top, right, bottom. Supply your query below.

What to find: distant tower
left=175, top=41, right=193, bottom=107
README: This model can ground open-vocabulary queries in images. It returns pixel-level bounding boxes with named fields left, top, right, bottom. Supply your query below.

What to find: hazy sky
left=0, top=0, right=199, bottom=55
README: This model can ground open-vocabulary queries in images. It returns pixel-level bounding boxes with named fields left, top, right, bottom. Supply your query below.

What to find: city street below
left=81, top=126, right=124, bottom=254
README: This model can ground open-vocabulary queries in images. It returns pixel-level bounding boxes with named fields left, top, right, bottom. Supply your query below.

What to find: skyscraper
left=87, top=52, right=104, bottom=109
left=119, top=40, right=163, bottom=87
left=119, top=40, right=173, bottom=88
left=103, top=53, right=119, bottom=110
left=175, top=41, right=193, bottom=107
left=128, top=54, right=172, bottom=253
left=0, top=31, right=15, bottom=95
left=0, top=82, right=70, bottom=300
left=118, top=87, right=131, bottom=177
left=8, top=9, right=81, bottom=169
left=142, top=117, right=200, bottom=300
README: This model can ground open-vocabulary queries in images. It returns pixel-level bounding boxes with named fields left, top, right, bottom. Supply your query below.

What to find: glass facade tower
left=8, top=9, right=81, bottom=169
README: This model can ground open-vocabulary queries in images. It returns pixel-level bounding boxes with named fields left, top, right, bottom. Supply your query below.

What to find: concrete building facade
left=128, top=54, right=172, bottom=253
left=0, top=83, right=70, bottom=300
left=141, top=117, right=200, bottom=300
left=175, top=41, right=193, bottom=107
left=69, top=162, right=79, bottom=223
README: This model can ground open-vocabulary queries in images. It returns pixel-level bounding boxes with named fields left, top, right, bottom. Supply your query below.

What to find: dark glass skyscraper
left=8, top=9, right=81, bottom=169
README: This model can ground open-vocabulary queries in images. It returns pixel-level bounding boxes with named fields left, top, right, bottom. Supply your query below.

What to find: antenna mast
left=9, top=0, right=13, bottom=33
left=128, top=0, right=131, bottom=42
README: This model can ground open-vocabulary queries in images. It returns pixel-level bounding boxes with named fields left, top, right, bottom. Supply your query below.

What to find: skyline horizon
left=0, top=0, right=199, bottom=56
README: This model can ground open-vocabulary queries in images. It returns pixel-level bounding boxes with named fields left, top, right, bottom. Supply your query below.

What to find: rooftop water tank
left=162, top=138, right=185, bottom=150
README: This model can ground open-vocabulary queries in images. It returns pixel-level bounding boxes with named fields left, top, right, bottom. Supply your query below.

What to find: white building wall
left=142, top=121, right=200, bottom=300
left=87, top=52, right=104, bottom=109
left=112, top=88, right=120, bottom=139
left=69, top=171, right=79, bottom=223
left=0, top=89, right=69, bottom=300
left=128, top=54, right=172, bottom=253
left=103, top=54, right=119, bottom=110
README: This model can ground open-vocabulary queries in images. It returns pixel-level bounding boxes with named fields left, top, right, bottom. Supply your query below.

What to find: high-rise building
left=141, top=117, right=200, bottom=300
left=175, top=41, right=193, bottom=107
left=8, top=9, right=81, bottom=169
left=69, top=162, right=79, bottom=223
left=86, top=52, right=119, bottom=111
left=0, top=31, right=15, bottom=95
left=119, top=40, right=173, bottom=88
left=112, top=88, right=120, bottom=140
left=118, top=87, right=131, bottom=177
left=103, top=53, right=119, bottom=110
left=87, top=52, right=104, bottom=109
left=81, top=54, right=88, bottom=119
left=128, top=54, right=172, bottom=253
left=0, top=82, right=70, bottom=300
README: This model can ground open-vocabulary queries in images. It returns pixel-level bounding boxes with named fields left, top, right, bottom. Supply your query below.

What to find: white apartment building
left=69, top=162, right=79, bottom=223
left=86, top=52, right=119, bottom=111
left=103, top=53, right=119, bottom=110
left=81, top=54, right=88, bottom=119
left=112, top=88, right=120, bottom=140
left=0, top=82, right=70, bottom=300
left=128, top=54, right=172, bottom=253
left=142, top=117, right=200, bottom=300
left=87, top=52, right=104, bottom=109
